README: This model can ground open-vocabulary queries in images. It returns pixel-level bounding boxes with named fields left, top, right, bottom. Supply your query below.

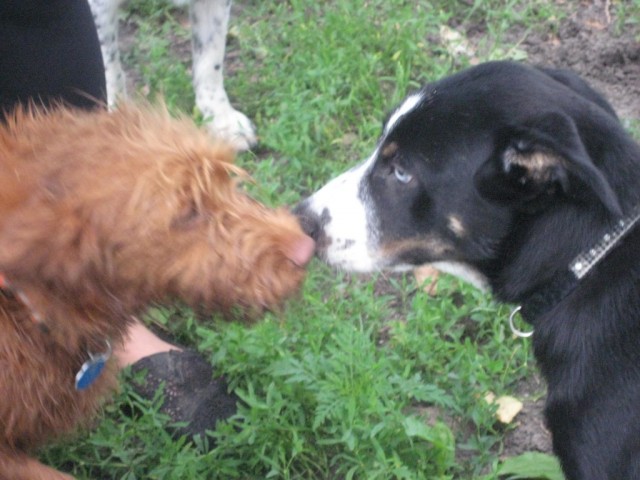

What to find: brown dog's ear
left=0, top=201, right=104, bottom=297
left=474, top=111, right=622, bottom=216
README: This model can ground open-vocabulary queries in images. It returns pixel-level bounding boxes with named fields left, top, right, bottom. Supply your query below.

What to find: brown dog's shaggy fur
left=0, top=104, right=312, bottom=479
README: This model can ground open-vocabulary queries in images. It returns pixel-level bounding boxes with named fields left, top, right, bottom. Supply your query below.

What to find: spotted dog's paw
left=203, top=104, right=257, bottom=151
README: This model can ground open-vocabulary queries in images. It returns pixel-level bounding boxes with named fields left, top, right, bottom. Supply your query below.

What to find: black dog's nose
left=292, top=200, right=322, bottom=241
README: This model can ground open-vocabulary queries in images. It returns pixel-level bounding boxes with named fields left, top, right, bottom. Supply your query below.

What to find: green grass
left=45, top=273, right=531, bottom=479
left=39, top=0, right=577, bottom=478
left=611, top=0, right=640, bottom=35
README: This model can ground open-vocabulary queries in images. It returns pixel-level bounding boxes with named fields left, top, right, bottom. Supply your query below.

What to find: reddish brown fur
left=0, top=105, right=309, bottom=479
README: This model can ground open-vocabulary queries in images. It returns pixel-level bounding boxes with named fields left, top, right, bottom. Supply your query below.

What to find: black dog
left=295, top=61, right=640, bottom=480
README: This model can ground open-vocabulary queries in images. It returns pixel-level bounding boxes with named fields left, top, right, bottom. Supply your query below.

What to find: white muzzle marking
left=304, top=154, right=381, bottom=271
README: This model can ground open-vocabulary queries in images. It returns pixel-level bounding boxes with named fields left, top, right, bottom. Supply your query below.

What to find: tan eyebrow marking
left=381, top=235, right=454, bottom=259
left=447, top=214, right=466, bottom=238
left=503, top=148, right=565, bottom=182
left=381, top=141, right=398, bottom=158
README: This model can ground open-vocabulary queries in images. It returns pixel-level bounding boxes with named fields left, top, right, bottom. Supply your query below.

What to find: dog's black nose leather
left=292, top=200, right=322, bottom=241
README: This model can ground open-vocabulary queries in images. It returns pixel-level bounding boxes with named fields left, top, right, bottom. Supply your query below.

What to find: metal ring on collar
left=508, top=306, right=533, bottom=338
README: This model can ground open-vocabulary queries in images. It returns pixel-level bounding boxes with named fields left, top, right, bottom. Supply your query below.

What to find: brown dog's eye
left=171, top=201, right=204, bottom=229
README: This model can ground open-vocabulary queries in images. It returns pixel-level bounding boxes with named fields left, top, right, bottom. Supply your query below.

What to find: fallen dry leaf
left=414, top=265, right=440, bottom=296
left=438, top=25, right=476, bottom=58
left=485, top=392, right=524, bottom=424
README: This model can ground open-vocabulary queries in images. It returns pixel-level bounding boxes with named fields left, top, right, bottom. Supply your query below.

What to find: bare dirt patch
left=521, top=1, right=640, bottom=122
left=500, top=372, right=552, bottom=458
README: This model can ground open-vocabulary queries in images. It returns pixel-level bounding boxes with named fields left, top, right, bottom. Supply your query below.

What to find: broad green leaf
left=497, top=452, right=565, bottom=480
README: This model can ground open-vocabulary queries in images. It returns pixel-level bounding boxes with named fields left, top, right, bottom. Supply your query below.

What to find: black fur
left=298, top=61, right=640, bottom=479
left=0, top=0, right=107, bottom=116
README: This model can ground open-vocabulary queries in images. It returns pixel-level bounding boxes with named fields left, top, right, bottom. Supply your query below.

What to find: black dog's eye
left=393, top=164, right=413, bottom=184
left=513, top=138, right=534, bottom=154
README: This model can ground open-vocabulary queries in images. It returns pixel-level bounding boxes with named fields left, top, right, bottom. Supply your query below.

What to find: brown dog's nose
left=286, top=234, right=315, bottom=267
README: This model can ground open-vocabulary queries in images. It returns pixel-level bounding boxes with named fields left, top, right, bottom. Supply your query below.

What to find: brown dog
left=0, top=104, right=313, bottom=480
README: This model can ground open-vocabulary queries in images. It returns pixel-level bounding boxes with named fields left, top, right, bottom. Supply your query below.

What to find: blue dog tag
left=75, top=340, right=112, bottom=391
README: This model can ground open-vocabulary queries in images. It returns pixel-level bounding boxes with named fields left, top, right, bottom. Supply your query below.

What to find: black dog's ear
left=474, top=111, right=621, bottom=216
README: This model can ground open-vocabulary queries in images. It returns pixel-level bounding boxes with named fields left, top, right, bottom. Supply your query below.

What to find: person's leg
left=114, top=320, right=181, bottom=369
left=0, top=0, right=106, bottom=114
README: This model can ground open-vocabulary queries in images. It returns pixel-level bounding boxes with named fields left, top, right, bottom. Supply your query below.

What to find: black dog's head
left=296, top=61, right=638, bottom=298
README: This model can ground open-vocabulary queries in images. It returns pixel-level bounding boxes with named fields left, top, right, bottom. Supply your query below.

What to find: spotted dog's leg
left=190, top=0, right=257, bottom=151
left=88, top=0, right=126, bottom=107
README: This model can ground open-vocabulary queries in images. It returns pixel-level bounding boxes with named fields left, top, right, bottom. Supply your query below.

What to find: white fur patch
left=384, top=92, right=424, bottom=135
left=447, top=214, right=466, bottom=238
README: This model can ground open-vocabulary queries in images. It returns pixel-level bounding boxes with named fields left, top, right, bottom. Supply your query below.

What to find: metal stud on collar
left=570, top=205, right=640, bottom=280
left=508, top=306, right=533, bottom=338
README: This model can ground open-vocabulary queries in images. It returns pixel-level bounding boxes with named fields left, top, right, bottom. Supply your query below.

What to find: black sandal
left=129, top=350, right=238, bottom=441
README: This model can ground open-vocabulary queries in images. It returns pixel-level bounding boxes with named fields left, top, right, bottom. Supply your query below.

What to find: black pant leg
left=0, top=0, right=107, bottom=117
